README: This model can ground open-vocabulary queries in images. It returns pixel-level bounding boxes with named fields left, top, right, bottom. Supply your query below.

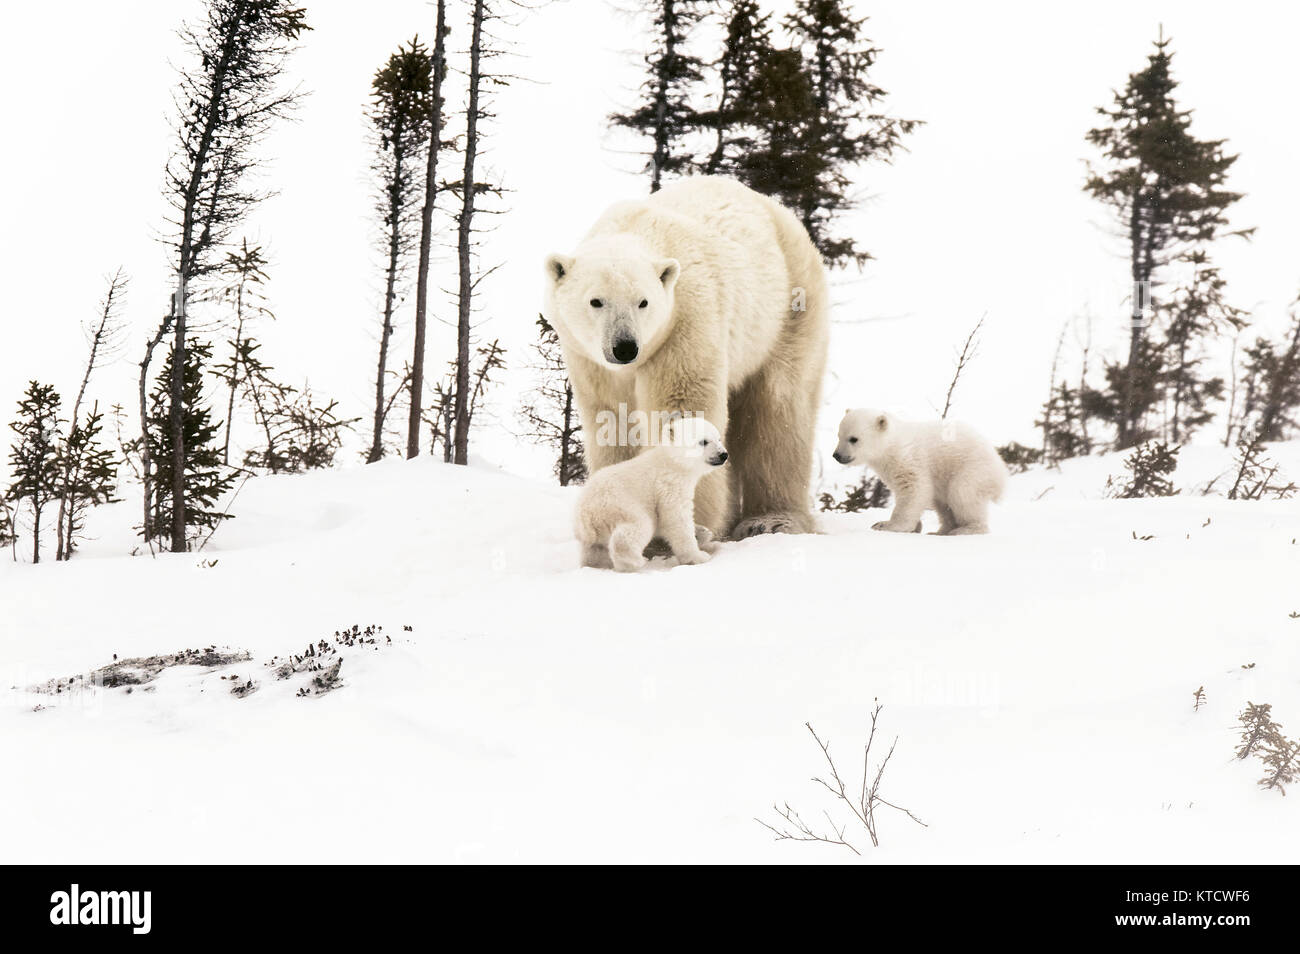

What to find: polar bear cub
left=833, top=409, right=1008, bottom=535
left=576, top=416, right=729, bottom=571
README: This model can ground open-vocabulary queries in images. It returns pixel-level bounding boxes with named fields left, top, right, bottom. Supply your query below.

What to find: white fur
left=544, top=176, right=829, bottom=541
left=576, top=417, right=728, bottom=571
left=833, top=409, right=1008, bottom=535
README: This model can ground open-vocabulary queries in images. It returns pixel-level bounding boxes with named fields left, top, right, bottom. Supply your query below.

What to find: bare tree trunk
left=1041, top=323, right=1066, bottom=463
left=368, top=244, right=400, bottom=463
left=57, top=269, right=125, bottom=560
left=407, top=0, right=449, bottom=460
left=167, top=7, right=245, bottom=552
left=169, top=282, right=188, bottom=551
left=222, top=276, right=247, bottom=465
left=941, top=314, right=984, bottom=420
left=559, top=381, right=576, bottom=486
left=369, top=118, right=412, bottom=464
left=453, top=0, right=485, bottom=466
left=1077, top=314, right=1092, bottom=452
left=1223, top=334, right=1239, bottom=447
left=138, top=314, right=173, bottom=548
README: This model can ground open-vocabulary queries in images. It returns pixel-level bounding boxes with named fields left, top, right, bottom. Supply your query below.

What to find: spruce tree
left=1109, top=440, right=1180, bottom=499
left=213, top=240, right=273, bottom=465
left=1085, top=33, right=1250, bottom=447
left=145, top=0, right=308, bottom=552
left=700, top=0, right=774, bottom=176
left=0, top=499, right=15, bottom=555
left=732, top=47, right=821, bottom=213
left=6, top=382, right=63, bottom=564
left=367, top=38, right=435, bottom=464
left=780, top=0, right=920, bottom=267
left=1241, top=303, right=1300, bottom=442
left=1036, top=383, right=1091, bottom=464
left=58, top=404, right=119, bottom=559
left=610, top=0, right=711, bottom=192
left=146, top=342, right=236, bottom=548
left=56, top=268, right=127, bottom=560
left=1160, top=249, right=1247, bottom=443
left=1082, top=338, right=1167, bottom=446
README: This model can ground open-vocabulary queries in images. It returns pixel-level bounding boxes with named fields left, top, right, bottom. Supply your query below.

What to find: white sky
left=2, top=0, right=1298, bottom=483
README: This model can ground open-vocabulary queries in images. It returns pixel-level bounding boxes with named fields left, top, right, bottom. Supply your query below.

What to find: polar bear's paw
left=675, top=549, right=713, bottom=566
left=871, top=520, right=923, bottom=533
left=731, top=512, right=812, bottom=540
left=694, top=525, right=722, bottom=554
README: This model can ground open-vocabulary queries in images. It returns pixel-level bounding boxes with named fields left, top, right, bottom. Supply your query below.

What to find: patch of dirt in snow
left=27, top=646, right=252, bottom=695
left=22, top=624, right=403, bottom=705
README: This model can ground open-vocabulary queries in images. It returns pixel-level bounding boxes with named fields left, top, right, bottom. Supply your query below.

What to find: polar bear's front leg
left=663, top=512, right=711, bottom=566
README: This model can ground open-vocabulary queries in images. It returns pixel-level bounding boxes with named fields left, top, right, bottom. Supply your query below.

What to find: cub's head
left=542, top=248, right=680, bottom=368
left=832, top=408, right=892, bottom=466
left=660, top=415, right=728, bottom=471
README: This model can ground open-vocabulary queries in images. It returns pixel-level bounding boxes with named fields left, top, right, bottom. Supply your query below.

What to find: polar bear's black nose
left=832, top=451, right=849, bottom=464
left=711, top=452, right=728, bottom=465
left=611, top=337, right=639, bottom=363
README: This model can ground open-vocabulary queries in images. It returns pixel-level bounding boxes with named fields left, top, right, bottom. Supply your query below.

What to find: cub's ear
left=655, top=258, right=681, bottom=292
left=545, top=254, right=574, bottom=283
left=875, top=414, right=888, bottom=431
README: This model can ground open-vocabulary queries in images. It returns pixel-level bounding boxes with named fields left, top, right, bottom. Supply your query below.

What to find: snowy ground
left=2, top=443, right=1298, bottom=863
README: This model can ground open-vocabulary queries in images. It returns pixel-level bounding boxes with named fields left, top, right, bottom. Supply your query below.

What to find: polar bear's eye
left=849, top=437, right=858, bottom=444
left=590, top=298, right=604, bottom=308
left=638, top=299, right=648, bottom=309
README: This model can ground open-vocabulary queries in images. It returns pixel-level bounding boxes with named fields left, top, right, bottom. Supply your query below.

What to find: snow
left=2, top=444, right=1299, bottom=863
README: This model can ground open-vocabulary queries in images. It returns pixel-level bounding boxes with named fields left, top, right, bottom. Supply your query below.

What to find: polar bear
left=832, top=409, right=1008, bottom=535
left=543, top=176, right=829, bottom=541
left=576, top=416, right=728, bottom=572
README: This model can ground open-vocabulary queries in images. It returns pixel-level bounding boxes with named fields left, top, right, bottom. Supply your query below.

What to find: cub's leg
left=935, top=502, right=958, bottom=536
left=946, top=481, right=991, bottom=535
left=608, top=516, right=655, bottom=572
left=581, top=542, right=614, bottom=568
left=873, top=476, right=929, bottom=533
left=662, top=510, right=711, bottom=566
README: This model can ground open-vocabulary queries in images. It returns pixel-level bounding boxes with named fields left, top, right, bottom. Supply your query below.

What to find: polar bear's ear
left=654, top=258, right=681, bottom=292
left=545, top=254, right=574, bottom=283
left=875, top=414, right=889, bottom=431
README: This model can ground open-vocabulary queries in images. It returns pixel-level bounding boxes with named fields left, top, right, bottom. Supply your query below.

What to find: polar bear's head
left=659, top=415, right=728, bottom=470
left=832, top=408, right=891, bottom=466
left=542, top=244, right=681, bottom=369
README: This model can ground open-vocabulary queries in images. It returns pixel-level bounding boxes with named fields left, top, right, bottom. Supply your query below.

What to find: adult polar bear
left=543, top=176, right=829, bottom=540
